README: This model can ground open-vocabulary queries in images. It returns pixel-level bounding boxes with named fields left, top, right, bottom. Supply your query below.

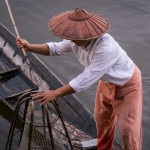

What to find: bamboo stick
left=5, top=0, right=30, bottom=64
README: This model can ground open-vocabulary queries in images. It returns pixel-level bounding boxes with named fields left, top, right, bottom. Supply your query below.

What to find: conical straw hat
left=49, top=8, right=110, bottom=40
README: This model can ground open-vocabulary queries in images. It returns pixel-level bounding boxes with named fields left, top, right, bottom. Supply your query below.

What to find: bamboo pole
left=5, top=0, right=30, bottom=64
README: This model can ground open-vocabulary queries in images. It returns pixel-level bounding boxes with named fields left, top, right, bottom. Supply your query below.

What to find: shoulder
left=94, top=33, right=115, bottom=53
left=58, top=39, right=73, bottom=45
left=47, top=39, right=73, bottom=46
left=97, top=33, right=114, bottom=45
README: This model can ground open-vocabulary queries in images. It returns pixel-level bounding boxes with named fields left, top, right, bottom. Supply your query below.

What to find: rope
left=4, top=0, right=30, bottom=65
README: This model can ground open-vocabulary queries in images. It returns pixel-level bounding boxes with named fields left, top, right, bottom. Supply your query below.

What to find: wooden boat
left=0, top=23, right=121, bottom=150
left=0, top=22, right=99, bottom=149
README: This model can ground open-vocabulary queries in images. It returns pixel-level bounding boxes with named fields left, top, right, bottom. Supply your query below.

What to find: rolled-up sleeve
left=69, top=50, right=117, bottom=92
left=47, top=40, right=72, bottom=56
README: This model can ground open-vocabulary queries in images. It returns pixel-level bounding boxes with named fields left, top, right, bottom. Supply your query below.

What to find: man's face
left=71, top=40, right=91, bottom=47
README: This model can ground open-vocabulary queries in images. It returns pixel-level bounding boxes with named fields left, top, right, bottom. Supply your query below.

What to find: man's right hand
left=16, top=38, right=50, bottom=55
left=16, top=38, right=30, bottom=51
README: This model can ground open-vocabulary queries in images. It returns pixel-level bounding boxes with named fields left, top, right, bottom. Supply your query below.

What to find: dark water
left=0, top=0, right=150, bottom=149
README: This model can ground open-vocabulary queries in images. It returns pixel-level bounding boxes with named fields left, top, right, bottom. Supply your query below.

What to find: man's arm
left=32, top=84, right=76, bottom=105
left=27, top=43, right=50, bottom=55
left=16, top=38, right=50, bottom=55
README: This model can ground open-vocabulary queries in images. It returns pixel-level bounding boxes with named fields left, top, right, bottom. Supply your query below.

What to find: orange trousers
left=94, top=66, right=142, bottom=150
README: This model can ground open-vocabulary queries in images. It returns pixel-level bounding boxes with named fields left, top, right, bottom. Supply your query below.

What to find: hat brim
left=49, top=9, right=110, bottom=40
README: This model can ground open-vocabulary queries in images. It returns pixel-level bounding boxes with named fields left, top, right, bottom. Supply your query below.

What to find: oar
left=5, top=0, right=30, bottom=64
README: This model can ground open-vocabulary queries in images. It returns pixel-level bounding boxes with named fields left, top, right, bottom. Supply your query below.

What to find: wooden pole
left=5, top=0, right=30, bottom=64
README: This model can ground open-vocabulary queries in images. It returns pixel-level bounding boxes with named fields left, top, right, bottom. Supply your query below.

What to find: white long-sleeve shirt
left=47, top=33, right=135, bottom=92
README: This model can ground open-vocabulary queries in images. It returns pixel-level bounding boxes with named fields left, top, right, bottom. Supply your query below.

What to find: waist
left=99, top=65, right=141, bottom=100
left=101, top=64, right=135, bottom=86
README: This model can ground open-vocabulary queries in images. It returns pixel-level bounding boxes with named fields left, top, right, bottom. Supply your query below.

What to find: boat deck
left=0, top=48, right=37, bottom=103
left=0, top=47, right=94, bottom=150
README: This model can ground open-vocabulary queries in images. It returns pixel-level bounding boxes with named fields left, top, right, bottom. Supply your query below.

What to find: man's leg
left=94, top=90, right=116, bottom=150
left=113, top=91, right=142, bottom=150
left=113, top=67, right=142, bottom=150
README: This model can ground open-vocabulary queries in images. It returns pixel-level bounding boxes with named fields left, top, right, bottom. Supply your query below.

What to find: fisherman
left=16, top=8, right=143, bottom=150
